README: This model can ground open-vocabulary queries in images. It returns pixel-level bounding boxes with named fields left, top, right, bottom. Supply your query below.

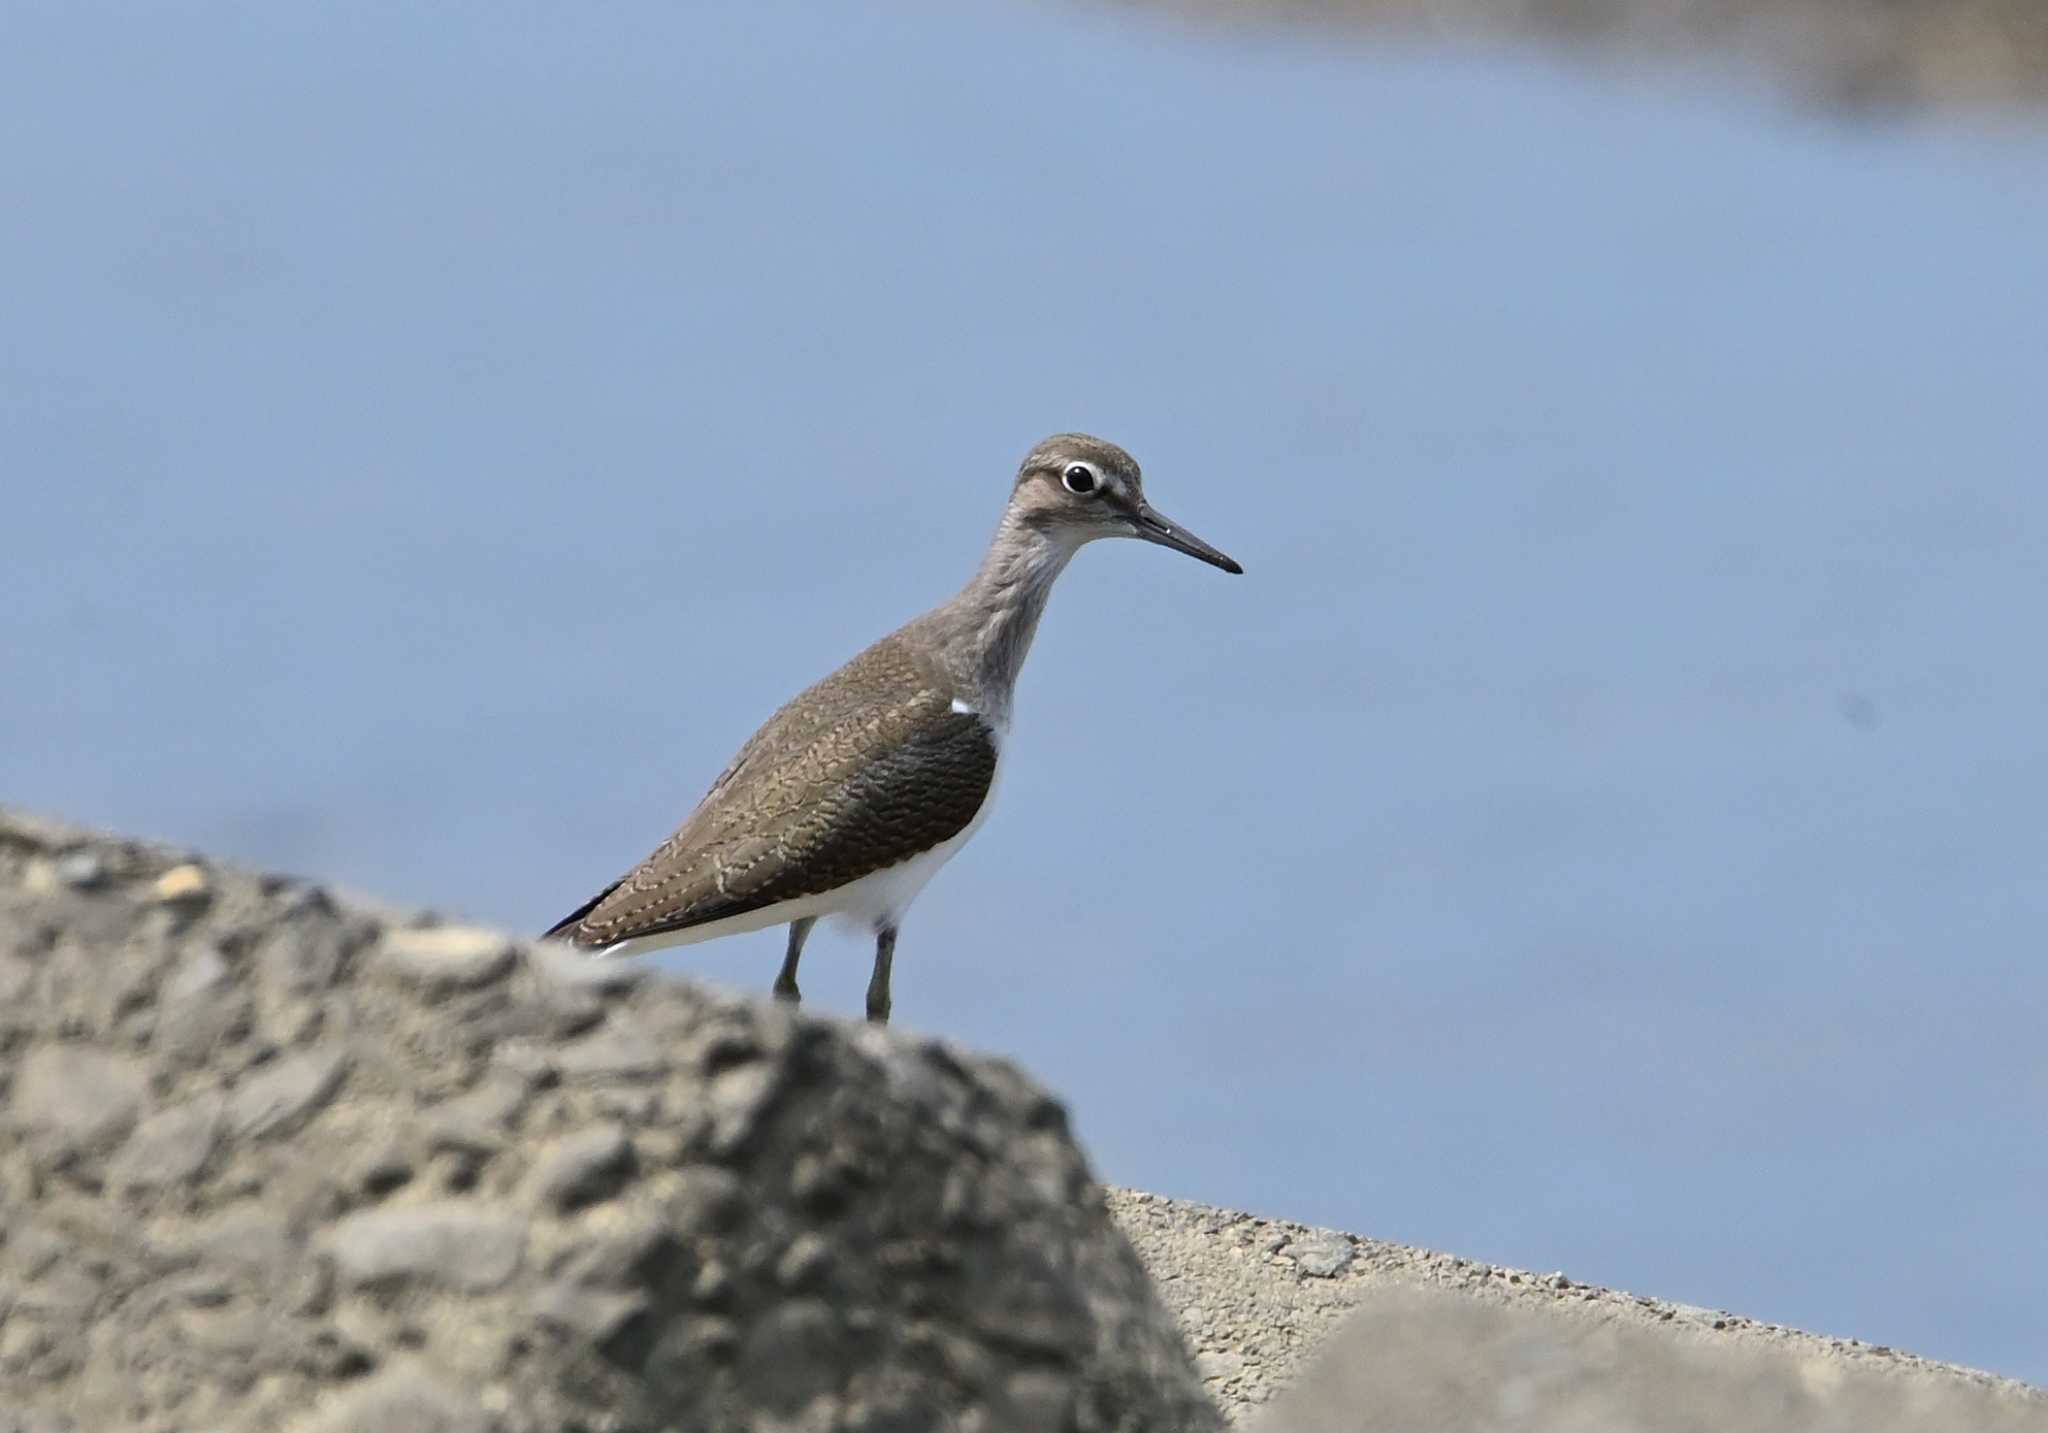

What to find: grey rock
left=528, top=978, right=607, bottom=1038
left=10, top=1225, right=69, bottom=1277
left=298, top=1364, right=493, bottom=1433
left=173, top=1207, right=299, bottom=1275
left=524, top=1123, right=635, bottom=1211
left=0, top=954, right=35, bottom=1008
left=374, top=924, right=514, bottom=990
left=740, top=1299, right=844, bottom=1413
left=1285, top=1231, right=1355, bottom=1280
left=9, top=1045, right=149, bottom=1146
left=555, top=1016, right=665, bottom=1079
left=228, top=1048, right=348, bottom=1138
left=670, top=1313, right=740, bottom=1362
left=53, top=851, right=106, bottom=889
left=774, top=1232, right=832, bottom=1291
left=181, top=1303, right=274, bottom=1362
left=551, top=1213, right=678, bottom=1293
left=667, top=1164, right=746, bottom=1237
left=325, top=1202, right=526, bottom=1293
left=156, top=986, right=252, bottom=1066
left=0, top=1413, right=82, bottom=1433
left=706, top=1060, right=780, bottom=1154
left=259, top=912, right=359, bottom=993
left=0, top=809, right=1225, bottom=1433
left=108, top=1094, right=226, bottom=1189
left=156, top=945, right=252, bottom=1064
left=691, top=1259, right=732, bottom=1305
left=532, top=1281, right=650, bottom=1351
left=1003, top=1369, right=1078, bottom=1428
left=164, top=944, right=233, bottom=1004
left=426, top=1073, right=527, bottom=1155
left=13, top=1266, right=102, bottom=1320
left=489, top=1041, right=557, bottom=1084
left=967, top=1248, right=1088, bottom=1358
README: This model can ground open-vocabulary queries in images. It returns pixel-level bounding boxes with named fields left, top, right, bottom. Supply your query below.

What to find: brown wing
left=547, top=635, right=996, bottom=949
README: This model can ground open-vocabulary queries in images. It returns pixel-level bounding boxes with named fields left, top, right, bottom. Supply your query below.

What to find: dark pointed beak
left=1132, top=503, right=1243, bottom=575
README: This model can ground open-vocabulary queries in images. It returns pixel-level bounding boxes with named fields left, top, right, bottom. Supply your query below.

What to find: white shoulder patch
left=950, top=698, right=977, bottom=717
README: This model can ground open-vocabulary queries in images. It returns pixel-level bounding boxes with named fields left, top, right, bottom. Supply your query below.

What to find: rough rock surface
left=1262, top=1285, right=2048, bottom=1432
left=1108, top=1189, right=2048, bottom=1429
left=0, top=809, right=1222, bottom=1433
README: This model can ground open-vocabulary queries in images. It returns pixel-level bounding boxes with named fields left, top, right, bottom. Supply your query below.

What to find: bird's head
left=1008, top=433, right=1243, bottom=575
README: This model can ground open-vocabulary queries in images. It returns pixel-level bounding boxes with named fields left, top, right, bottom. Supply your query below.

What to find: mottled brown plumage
left=545, top=432, right=1240, bottom=1024
left=546, top=635, right=996, bottom=950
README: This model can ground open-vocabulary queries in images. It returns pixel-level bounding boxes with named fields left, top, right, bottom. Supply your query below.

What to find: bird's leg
left=773, top=917, right=816, bottom=1005
left=865, top=924, right=897, bottom=1025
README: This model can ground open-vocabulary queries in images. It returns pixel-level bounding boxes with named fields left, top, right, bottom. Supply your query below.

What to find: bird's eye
left=1062, top=464, right=1099, bottom=495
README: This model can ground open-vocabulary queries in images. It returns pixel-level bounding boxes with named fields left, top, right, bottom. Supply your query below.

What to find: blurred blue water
left=4, top=0, right=2045, bottom=1384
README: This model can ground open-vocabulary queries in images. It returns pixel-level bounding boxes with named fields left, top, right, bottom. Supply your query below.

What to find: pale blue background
left=5, top=0, right=2045, bottom=1385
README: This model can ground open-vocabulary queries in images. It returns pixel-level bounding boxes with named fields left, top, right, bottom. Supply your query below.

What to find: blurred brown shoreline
left=1106, top=0, right=2048, bottom=109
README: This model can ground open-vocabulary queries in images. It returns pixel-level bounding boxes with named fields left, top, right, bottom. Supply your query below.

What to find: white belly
left=820, top=778, right=999, bottom=935
left=595, top=750, right=1003, bottom=959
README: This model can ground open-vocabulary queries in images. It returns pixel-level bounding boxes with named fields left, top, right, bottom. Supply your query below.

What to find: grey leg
left=773, top=917, right=816, bottom=1005
left=865, top=924, right=897, bottom=1024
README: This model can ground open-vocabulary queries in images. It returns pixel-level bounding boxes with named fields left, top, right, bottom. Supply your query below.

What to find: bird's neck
left=927, top=509, right=1080, bottom=728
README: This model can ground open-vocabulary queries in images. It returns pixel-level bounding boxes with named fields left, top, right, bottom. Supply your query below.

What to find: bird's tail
left=541, top=879, right=622, bottom=945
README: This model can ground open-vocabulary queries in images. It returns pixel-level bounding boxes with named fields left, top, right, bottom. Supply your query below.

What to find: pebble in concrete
left=11, top=1045, right=150, bottom=1146
left=1285, top=1232, right=1356, bottom=1280
left=523, top=1124, right=636, bottom=1212
left=706, top=1060, right=779, bottom=1155
left=554, top=1016, right=666, bottom=1080
left=531, top=1281, right=650, bottom=1353
left=298, top=1363, right=493, bottom=1433
left=229, top=1048, right=349, bottom=1139
left=108, top=1094, right=226, bottom=1190
left=53, top=850, right=107, bottom=890
left=157, top=946, right=250, bottom=1065
left=325, top=1202, right=526, bottom=1293
left=375, top=925, right=515, bottom=990
left=151, top=863, right=213, bottom=908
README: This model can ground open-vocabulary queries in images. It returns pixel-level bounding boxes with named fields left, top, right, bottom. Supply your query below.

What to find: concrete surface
left=1261, top=1286, right=2048, bottom=1431
left=0, top=808, right=1218, bottom=1433
left=1109, top=1188, right=2048, bottom=1429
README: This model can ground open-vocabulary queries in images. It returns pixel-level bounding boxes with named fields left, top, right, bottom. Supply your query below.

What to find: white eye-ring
left=1062, top=462, right=1101, bottom=495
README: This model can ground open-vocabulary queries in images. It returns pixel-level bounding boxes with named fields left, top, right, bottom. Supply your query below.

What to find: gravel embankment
left=1109, top=1187, right=2048, bottom=1428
